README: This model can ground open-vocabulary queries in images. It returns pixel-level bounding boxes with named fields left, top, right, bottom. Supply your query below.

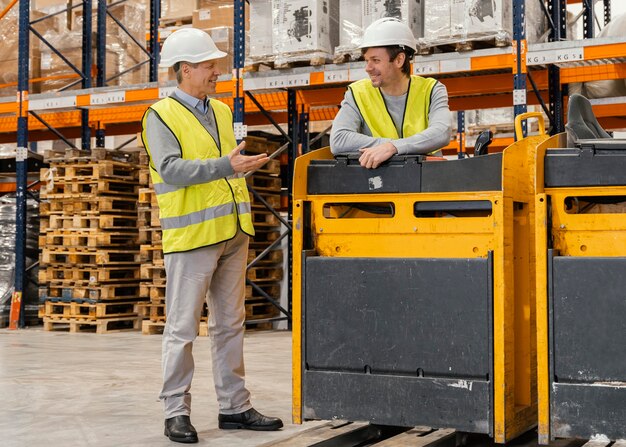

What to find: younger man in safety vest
left=330, top=18, right=452, bottom=169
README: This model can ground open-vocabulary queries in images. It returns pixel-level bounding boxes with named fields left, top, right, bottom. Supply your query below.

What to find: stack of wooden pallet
left=243, top=136, right=284, bottom=330
left=38, top=148, right=143, bottom=334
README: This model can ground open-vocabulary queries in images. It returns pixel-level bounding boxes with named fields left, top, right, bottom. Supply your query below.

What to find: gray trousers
left=160, top=230, right=252, bottom=418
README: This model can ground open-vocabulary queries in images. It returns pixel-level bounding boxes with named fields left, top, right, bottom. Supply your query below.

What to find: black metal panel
left=551, top=383, right=626, bottom=440
left=303, top=370, right=491, bottom=434
left=551, top=257, right=626, bottom=382
left=545, top=143, right=626, bottom=187
left=304, top=257, right=492, bottom=377
left=421, top=153, right=502, bottom=192
left=307, top=155, right=422, bottom=194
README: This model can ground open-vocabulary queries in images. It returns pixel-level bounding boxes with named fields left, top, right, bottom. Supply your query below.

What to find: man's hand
left=228, top=141, right=269, bottom=173
left=358, top=142, right=398, bottom=169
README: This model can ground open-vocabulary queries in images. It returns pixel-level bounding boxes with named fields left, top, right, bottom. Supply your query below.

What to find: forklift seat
left=566, top=94, right=611, bottom=147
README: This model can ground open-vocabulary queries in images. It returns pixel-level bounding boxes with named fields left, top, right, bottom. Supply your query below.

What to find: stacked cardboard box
left=271, top=0, right=340, bottom=67
left=419, top=0, right=547, bottom=52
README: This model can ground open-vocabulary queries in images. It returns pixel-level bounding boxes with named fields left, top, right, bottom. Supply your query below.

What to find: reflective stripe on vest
left=349, top=75, right=437, bottom=140
left=141, top=96, right=254, bottom=254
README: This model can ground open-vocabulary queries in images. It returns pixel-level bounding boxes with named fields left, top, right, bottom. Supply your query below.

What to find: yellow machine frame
left=292, top=113, right=550, bottom=443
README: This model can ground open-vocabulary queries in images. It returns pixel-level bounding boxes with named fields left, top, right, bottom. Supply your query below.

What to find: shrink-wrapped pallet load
left=271, top=0, right=339, bottom=67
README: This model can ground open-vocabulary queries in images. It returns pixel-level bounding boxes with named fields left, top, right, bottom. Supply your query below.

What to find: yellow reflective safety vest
left=349, top=75, right=437, bottom=140
left=141, top=96, right=254, bottom=254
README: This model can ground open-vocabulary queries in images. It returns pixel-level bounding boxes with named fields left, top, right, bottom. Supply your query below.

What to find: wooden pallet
left=42, top=283, right=141, bottom=301
left=43, top=316, right=142, bottom=334
left=40, top=196, right=138, bottom=214
left=43, top=300, right=139, bottom=319
left=140, top=283, right=166, bottom=301
left=417, top=35, right=511, bottom=55
left=243, top=137, right=281, bottom=153
left=247, top=266, right=283, bottom=282
left=250, top=192, right=281, bottom=209
left=141, top=319, right=209, bottom=336
left=40, top=230, right=139, bottom=248
left=252, top=229, right=282, bottom=244
left=247, top=247, right=283, bottom=265
left=140, top=263, right=166, bottom=282
left=245, top=283, right=281, bottom=300
left=140, top=244, right=164, bottom=264
left=43, top=147, right=138, bottom=164
left=138, top=168, right=151, bottom=186
left=273, top=54, right=328, bottom=70
left=135, top=302, right=166, bottom=322
left=245, top=302, right=279, bottom=320
left=41, top=160, right=139, bottom=182
left=40, top=178, right=140, bottom=197
left=41, top=248, right=141, bottom=265
left=138, top=188, right=158, bottom=207
left=258, top=423, right=456, bottom=447
left=137, top=208, right=160, bottom=227
left=138, top=227, right=162, bottom=244
left=256, top=159, right=281, bottom=175
left=45, top=214, right=138, bottom=230
left=246, top=174, right=281, bottom=190
left=251, top=209, right=281, bottom=228
left=40, top=265, right=140, bottom=283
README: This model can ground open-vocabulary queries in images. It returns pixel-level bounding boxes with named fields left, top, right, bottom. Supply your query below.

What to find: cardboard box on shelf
left=162, top=0, right=197, bottom=20
left=192, top=2, right=249, bottom=30
left=248, top=0, right=273, bottom=63
left=362, top=0, right=424, bottom=39
left=272, top=0, right=339, bottom=60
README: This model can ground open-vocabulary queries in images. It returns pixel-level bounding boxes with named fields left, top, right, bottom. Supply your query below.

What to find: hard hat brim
left=159, top=49, right=228, bottom=68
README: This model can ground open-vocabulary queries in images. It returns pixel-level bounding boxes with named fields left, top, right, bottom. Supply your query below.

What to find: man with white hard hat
left=330, top=18, right=451, bottom=168
left=141, top=28, right=282, bottom=444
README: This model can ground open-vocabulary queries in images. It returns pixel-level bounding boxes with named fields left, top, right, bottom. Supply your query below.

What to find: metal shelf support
left=513, top=0, right=527, bottom=138
left=603, top=0, right=611, bottom=25
left=233, top=0, right=245, bottom=141
left=9, top=0, right=31, bottom=329
left=457, top=111, right=466, bottom=158
left=548, top=0, right=567, bottom=135
left=81, top=0, right=92, bottom=150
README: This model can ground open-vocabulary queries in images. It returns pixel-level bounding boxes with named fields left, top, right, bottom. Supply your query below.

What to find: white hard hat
left=359, top=18, right=417, bottom=52
left=159, top=28, right=227, bottom=68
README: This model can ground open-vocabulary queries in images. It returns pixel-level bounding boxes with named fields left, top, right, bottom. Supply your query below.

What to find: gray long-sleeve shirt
left=330, top=81, right=452, bottom=156
left=143, top=90, right=234, bottom=186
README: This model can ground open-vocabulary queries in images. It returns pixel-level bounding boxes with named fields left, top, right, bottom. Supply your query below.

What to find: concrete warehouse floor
left=0, top=328, right=314, bottom=447
left=0, top=328, right=588, bottom=447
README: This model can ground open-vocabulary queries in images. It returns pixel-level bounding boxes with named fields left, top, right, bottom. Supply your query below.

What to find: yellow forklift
left=533, top=95, right=626, bottom=443
left=292, top=113, right=550, bottom=443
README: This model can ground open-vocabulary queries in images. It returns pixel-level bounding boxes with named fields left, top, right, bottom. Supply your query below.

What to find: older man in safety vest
left=141, top=28, right=283, bottom=443
left=330, top=18, right=452, bottom=168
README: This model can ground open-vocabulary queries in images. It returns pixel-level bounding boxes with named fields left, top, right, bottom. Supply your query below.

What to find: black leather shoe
left=164, top=415, right=198, bottom=443
left=218, top=407, right=283, bottom=431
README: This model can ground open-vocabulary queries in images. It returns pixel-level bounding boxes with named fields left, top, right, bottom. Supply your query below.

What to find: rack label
left=526, top=48, right=584, bottom=65
left=29, top=96, right=77, bottom=110
left=413, top=61, right=440, bottom=75
left=324, top=70, right=349, bottom=83
left=266, top=74, right=310, bottom=88
left=243, top=78, right=267, bottom=90
left=349, top=70, right=369, bottom=81
left=16, top=147, right=28, bottom=161
left=90, top=91, right=126, bottom=105
left=158, top=87, right=176, bottom=98
left=439, top=58, right=471, bottom=73
left=513, top=89, right=527, bottom=106
left=234, top=122, right=247, bottom=140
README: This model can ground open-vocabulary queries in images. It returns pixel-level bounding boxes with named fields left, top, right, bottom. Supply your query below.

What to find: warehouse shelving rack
left=2, top=0, right=625, bottom=327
